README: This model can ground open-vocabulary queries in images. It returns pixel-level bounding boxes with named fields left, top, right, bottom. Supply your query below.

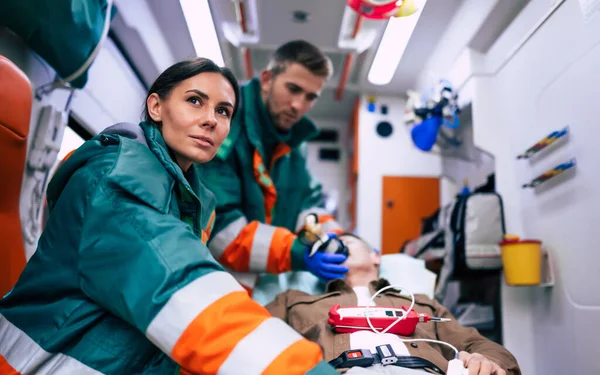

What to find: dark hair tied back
left=143, top=57, right=240, bottom=125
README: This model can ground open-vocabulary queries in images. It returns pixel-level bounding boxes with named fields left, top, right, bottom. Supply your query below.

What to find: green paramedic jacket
left=0, top=122, right=336, bottom=375
left=199, top=79, right=342, bottom=293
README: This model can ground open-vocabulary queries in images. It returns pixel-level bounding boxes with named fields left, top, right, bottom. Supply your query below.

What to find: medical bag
left=450, top=192, right=505, bottom=276
left=408, top=192, right=506, bottom=278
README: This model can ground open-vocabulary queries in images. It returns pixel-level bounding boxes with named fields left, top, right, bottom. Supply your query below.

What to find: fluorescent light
left=180, top=0, right=224, bottom=66
left=368, top=0, right=428, bottom=86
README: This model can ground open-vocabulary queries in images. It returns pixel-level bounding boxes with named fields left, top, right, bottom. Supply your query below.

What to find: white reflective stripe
left=295, top=207, right=329, bottom=232
left=208, top=216, right=248, bottom=259
left=146, top=271, right=244, bottom=354
left=217, top=318, right=303, bottom=375
left=321, top=220, right=342, bottom=233
left=0, top=314, right=102, bottom=374
left=230, top=271, right=259, bottom=290
left=249, top=224, right=276, bottom=272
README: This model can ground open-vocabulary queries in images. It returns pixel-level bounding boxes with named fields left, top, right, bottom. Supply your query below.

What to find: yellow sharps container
left=499, top=236, right=542, bottom=286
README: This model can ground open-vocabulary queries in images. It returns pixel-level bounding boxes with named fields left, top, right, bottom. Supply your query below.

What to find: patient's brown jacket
left=266, top=278, right=520, bottom=374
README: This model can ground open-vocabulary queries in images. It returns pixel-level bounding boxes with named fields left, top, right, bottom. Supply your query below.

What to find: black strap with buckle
left=329, top=345, right=445, bottom=374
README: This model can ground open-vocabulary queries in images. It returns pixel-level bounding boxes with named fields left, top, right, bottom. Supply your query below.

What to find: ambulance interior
left=1, top=0, right=598, bottom=374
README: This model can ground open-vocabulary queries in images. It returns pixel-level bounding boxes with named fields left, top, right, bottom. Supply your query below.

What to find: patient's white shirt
left=350, top=287, right=411, bottom=356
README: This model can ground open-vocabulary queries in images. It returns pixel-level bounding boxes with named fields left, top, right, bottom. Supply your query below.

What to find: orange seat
left=0, top=55, right=32, bottom=297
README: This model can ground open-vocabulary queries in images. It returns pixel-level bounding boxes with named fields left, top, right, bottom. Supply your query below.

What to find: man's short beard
left=264, top=93, right=280, bottom=127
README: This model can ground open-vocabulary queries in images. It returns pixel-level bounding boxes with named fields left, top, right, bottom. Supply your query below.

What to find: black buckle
left=376, top=344, right=398, bottom=365
left=329, top=349, right=374, bottom=369
left=329, top=345, right=445, bottom=374
left=329, top=345, right=394, bottom=369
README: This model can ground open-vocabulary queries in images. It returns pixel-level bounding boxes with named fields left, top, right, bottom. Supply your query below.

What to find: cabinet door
left=381, top=176, right=440, bottom=254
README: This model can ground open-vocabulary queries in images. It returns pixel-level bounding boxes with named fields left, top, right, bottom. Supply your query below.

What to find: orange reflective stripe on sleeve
left=171, top=290, right=269, bottom=374
left=170, top=291, right=321, bottom=374
left=220, top=222, right=295, bottom=273
left=219, top=221, right=258, bottom=271
left=0, top=356, right=20, bottom=375
left=208, top=217, right=248, bottom=260
left=148, top=271, right=321, bottom=374
left=262, top=338, right=324, bottom=375
left=216, top=318, right=318, bottom=375
left=266, top=227, right=296, bottom=273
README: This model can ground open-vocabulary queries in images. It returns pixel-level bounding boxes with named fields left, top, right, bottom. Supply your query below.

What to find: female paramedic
left=0, top=58, right=338, bottom=375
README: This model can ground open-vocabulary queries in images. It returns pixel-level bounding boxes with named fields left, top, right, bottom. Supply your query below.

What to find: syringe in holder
left=328, top=304, right=451, bottom=336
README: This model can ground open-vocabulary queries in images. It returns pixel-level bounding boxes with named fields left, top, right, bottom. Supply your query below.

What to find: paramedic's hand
left=304, top=234, right=348, bottom=281
left=458, top=352, right=506, bottom=375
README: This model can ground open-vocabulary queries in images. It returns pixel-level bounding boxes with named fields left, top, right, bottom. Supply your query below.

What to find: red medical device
left=328, top=304, right=448, bottom=336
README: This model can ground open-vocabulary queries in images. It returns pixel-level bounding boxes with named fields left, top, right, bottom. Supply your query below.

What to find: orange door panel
left=381, top=176, right=440, bottom=254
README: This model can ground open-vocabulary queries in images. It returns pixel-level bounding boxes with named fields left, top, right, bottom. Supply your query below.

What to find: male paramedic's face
left=260, top=63, right=325, bottom=131
left=147, top=72, right=235, bottom=171
left=339, top=235, right=381, bottom=273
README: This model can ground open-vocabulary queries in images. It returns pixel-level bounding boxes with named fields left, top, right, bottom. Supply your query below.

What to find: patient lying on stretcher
left=265, top=234, right=521, bottom=375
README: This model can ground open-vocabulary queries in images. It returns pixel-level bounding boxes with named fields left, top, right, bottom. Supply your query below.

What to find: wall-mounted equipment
left=319, top=148, right=341, bottom=162
left=521, top=158, right=576, bottom=188
left=376, top=121, right=393, bottom=138
left=517, top=126, right=569, bottom=159
left=499, top=236, right=555, bottom=287
left=367, top=95, right=377, bottom=113
left=310, top=129, right=339, bottom=143
left=404, top=80, right=461, bottom=152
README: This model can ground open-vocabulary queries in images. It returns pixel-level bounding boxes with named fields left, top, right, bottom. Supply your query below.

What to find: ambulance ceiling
left=141, top=0, right=526, bottom=122
left=204, top=0, right=463, bottom=120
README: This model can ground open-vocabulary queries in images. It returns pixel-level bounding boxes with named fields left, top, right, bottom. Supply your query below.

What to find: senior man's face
left=339, top=235, right=381, bottom=271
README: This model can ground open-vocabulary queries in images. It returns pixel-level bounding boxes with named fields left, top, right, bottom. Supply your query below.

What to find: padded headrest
left=0, top=54, right=31, bottom=297
left=0, top=55, right=32, bottom=137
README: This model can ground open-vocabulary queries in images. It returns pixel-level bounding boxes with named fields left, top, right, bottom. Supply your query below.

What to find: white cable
left=61, top=0, right=114, bottom=84
left=365, top=284, right=459, bottom=359
left=366, top=285, right=415, bottom=335
left=400, top=338, right=458, bottom=359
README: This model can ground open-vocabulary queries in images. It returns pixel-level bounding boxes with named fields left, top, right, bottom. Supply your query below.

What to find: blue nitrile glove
left=303, top=233, right=349, bottom=281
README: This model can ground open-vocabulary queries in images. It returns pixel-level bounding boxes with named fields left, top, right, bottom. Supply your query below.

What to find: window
left=57, top=126, right=85, bottom=161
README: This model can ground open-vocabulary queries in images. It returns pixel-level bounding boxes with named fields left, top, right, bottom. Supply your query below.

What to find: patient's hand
left=458, top=351, right=506, bottom=375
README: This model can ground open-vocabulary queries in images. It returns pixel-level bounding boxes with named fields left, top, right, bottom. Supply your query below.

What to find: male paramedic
left=266, top=234, right=521, bottom=375
left=199, top=40, right=347, bottom=293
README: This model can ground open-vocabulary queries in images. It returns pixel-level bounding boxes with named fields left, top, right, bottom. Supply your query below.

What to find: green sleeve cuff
left=306, top=360, right=338, bottom=375
left=290, top=237, right=307, bottom=271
